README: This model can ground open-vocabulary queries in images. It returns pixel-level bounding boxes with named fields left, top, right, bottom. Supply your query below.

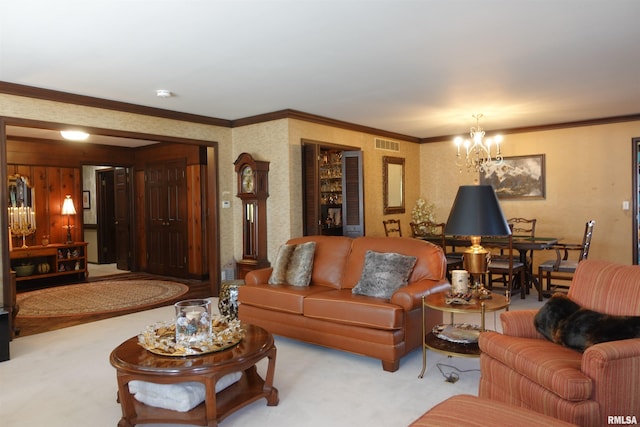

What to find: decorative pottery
left=218, top=280, right=244, bottom=320
left=15, top=264, right=35, bottom=277
left=37, top=262, right=51, bottom=274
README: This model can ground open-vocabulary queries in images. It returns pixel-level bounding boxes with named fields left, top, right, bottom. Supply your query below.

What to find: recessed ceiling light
left=156, top=89, right=173, bottom=98
left=60, top=130, right=90, bottom=141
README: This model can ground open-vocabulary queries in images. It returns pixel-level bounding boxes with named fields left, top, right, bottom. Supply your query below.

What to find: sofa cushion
left=286, top=236, right=353, bottom=289
left=410, top=394, right=578, bottom=427
left=351, top=250, right=416, bottom=299
left=268, top=241, right=316, bottom=286
left=239, top=282, right=331, bottom=314
left=479, top=331, right=592, bottom=401
left=568, top=260, right=640, bottom=316
left=304, top=289, right=404, bottom=330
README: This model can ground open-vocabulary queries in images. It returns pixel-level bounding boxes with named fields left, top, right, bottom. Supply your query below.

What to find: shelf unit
left=418, top=291, right=509, bottom=378
left=9, top=242, right=88, bottom=283
left=319, top=149, right=343, bottom=235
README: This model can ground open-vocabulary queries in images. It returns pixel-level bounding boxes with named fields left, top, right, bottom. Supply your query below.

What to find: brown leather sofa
left=238, top=235, right=450, bottom=372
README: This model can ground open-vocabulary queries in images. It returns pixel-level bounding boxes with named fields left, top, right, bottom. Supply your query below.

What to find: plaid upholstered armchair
left=478, top=260, right=640, bottom=427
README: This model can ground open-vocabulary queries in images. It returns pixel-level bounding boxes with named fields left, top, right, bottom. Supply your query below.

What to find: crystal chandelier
left=454, top=114, right=503, bottom=173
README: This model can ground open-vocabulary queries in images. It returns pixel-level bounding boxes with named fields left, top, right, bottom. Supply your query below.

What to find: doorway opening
left=2, top=119, right=220, bottom=289
left=82, top=166, right=133, bottom=277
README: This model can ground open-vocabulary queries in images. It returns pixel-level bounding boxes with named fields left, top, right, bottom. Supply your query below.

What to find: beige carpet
left=16, top=280, right=189, bottom=317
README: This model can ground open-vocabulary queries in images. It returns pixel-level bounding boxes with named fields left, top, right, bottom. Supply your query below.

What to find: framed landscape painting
left=479, top=154, right=546, bottom=200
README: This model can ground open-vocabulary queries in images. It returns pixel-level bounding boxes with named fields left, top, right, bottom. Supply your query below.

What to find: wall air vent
left=374, top=138, right=400, bottom=152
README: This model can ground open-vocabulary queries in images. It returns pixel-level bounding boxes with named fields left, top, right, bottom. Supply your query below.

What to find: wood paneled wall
left=7, top=164, right=81, bottom=247
left=7, top=138, right=209, bottom=278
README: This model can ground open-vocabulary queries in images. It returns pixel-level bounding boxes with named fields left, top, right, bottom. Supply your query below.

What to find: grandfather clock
left=234, top=153, right=270, bottom=279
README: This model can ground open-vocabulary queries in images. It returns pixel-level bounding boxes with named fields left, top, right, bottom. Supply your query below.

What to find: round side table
left=218, top=280, right=245, bottom=320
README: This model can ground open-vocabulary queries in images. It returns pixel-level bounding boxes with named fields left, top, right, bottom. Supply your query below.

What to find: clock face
left=241, top=166, right=254, bottom=193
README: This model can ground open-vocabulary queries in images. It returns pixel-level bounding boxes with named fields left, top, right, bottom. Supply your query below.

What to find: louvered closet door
left=302, top=144, right=322, bottom=236
left=342, top=150, right=364, bottom=237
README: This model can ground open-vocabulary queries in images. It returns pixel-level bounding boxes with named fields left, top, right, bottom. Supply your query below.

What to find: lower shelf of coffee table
left=424, top=332, right=480, bottom=357
left=124, top=368, right=268, bottom=426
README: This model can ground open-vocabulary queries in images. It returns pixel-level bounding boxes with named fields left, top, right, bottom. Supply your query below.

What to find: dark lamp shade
left=444, top=185, right=511, bottom=236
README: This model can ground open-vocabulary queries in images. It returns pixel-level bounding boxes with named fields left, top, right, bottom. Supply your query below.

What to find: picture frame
left=479, top=154, right=546, bottom=200
left=82, top=191, right=91, bottom=209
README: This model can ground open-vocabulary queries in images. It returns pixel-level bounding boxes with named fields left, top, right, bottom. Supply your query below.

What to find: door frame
left=632, top=137, right=639, bottom=265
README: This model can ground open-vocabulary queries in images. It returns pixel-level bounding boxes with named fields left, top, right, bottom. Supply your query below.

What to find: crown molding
left=231, top=109, right=421, bottom=143
left=3, top=81, right=639, bottom=144
left=0, top=81, right=231, bottom=127
left=419, top=113, right=640, bottom=144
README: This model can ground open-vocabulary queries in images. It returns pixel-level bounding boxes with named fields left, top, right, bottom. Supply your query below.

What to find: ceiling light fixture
left=60, top=130, right=90, bottom=141
left=454, top=114, right=503, bottom=173
left=156, top=89, right=173, bottom=98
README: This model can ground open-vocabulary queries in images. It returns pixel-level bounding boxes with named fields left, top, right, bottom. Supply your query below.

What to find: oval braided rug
left=17, top=280, right=190, bottom=317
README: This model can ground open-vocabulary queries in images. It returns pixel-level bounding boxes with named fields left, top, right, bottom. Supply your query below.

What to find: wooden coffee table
left=110, top=323, right=278, bottom=427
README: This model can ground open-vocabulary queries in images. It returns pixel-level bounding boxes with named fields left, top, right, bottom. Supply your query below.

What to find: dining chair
left=484, top=234, right=527, bottom=299
left=537, top=219, right=595, bottom=298
left=410, top=221, right=463, bottom=279
left=487, top=218, right=536, bottom=294
left=382, top=219, right=402, bottom=237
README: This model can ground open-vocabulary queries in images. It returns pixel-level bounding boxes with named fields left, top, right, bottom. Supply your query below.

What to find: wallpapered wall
left=1, top=92, right=639, bottom=304
left=419, top=121, right=640, bottom=268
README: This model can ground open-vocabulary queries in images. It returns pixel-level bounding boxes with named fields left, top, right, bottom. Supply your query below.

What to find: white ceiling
left=2, top=0, right=640, bottom=142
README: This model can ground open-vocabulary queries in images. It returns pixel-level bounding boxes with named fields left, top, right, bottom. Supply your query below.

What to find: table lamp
left=61, top=195, right=77, bottom=244
left=444, top=185, right=511, bottom=292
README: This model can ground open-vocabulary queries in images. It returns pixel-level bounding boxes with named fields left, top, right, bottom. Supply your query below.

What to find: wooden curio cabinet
left=234, top=153, right=270, bottom=279
left=302, top=142, right=364, bottom=237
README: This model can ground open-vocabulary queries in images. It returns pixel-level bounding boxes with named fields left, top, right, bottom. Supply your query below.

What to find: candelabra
left=8, top=206, right=36, bottom=248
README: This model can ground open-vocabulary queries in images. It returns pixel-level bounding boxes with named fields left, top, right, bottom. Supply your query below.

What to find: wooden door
left=146, top=160, right=188, bottom=276
left=97, top=169, right=116, bottom=263
left=114, top=167, right=131, bottom=270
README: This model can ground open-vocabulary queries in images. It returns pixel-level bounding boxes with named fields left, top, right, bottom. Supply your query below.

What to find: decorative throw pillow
left=534, top=293, right=640, bottom=352
left=268, top=241, right=316, bottom=287
left=352, top=250, right=417, bottom=299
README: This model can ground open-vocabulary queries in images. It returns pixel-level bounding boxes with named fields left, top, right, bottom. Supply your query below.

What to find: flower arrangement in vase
left=411, top=198, right=436, bottom=236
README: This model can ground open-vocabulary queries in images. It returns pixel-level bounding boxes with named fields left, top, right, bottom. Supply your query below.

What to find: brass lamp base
left=462, top=236, right=489, bottom=274
left=462, top=236, right=490, bottom=295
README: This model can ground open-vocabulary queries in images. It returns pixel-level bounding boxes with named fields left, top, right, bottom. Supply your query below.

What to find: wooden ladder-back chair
left=537, top=219, right=595, bottom=300
left=382, top=219, right=402, bottom=237
left=485, top=234, right=528, bottom=299
left=487, top=218, right=536, bottom=296
left=410, top=221, right=463, bottom=279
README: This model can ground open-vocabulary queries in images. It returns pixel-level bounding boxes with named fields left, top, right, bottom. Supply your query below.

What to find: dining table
left=417, top=235, right=560, bottom=300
